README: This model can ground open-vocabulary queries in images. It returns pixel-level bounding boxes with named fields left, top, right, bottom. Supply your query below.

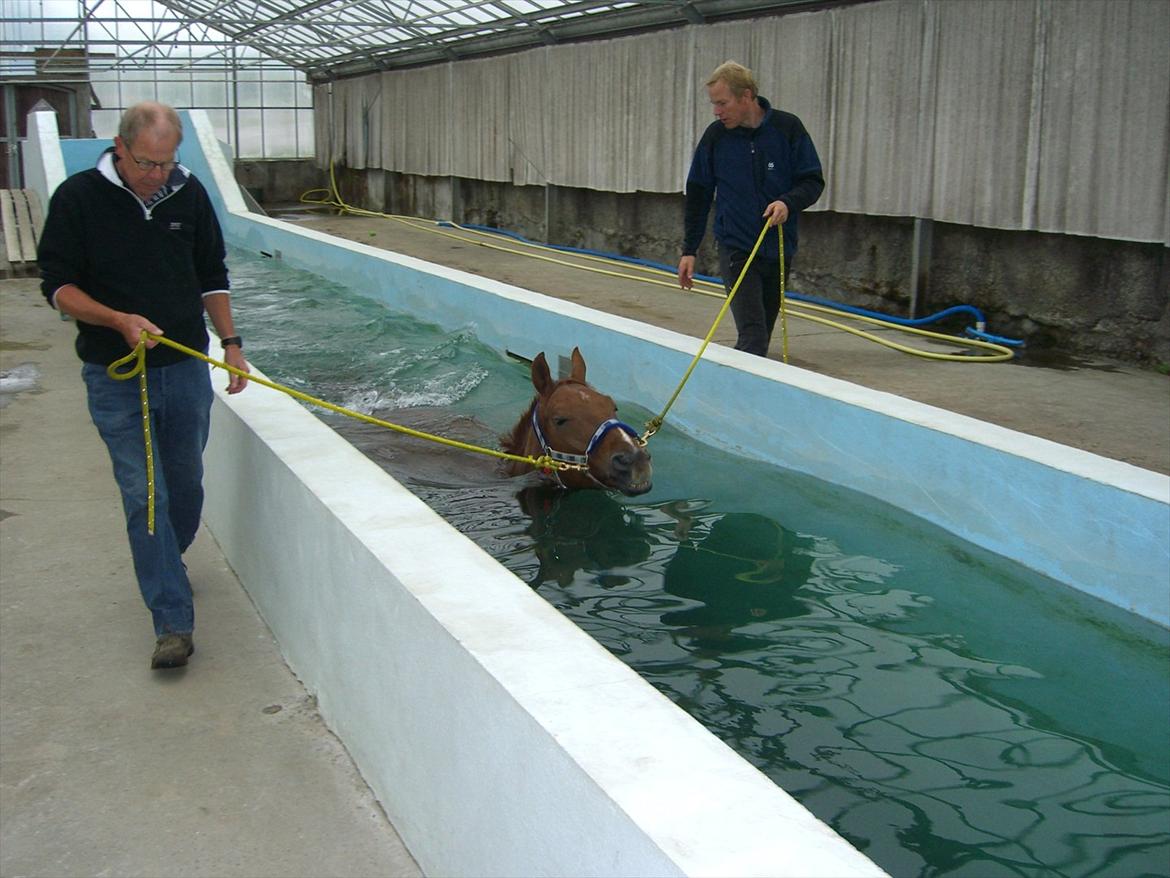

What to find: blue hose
left=965, top=327, right=1027, bottom=347
left=445, top=221, right=1026, bottom=348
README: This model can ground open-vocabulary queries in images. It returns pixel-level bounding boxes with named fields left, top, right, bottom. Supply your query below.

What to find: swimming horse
left=500, top=347, right=652, bottom=495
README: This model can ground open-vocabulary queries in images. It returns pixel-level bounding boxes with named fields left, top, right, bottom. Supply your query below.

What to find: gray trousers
left=719, top=246, right=788, bottom=357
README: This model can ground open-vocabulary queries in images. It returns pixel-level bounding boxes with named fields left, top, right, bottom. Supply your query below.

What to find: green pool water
left=228, top=248, right=1170, bottom=878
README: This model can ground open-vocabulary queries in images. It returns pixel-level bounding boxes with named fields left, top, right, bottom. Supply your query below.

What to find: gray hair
left=118, top=102, right=183, bottom=147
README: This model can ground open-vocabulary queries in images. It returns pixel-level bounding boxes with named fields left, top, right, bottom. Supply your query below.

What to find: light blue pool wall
left=59, top=138, right=109, bottom=170
left=169, top=113, right=1170, bottom=629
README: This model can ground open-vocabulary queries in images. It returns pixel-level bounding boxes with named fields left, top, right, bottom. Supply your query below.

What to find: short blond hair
left=707, top=61, right=758, bottom=99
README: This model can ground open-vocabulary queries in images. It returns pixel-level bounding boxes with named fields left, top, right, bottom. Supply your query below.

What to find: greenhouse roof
left=3, top=0, right=850, bottom=83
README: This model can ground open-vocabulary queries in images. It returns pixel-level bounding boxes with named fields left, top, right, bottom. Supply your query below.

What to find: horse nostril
left=610, top=449, right=650, bottom=474
left=611, top=452, right=633, bottom=473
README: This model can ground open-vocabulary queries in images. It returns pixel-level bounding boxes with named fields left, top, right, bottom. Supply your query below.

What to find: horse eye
left=553, top=417, right=570, bottom=427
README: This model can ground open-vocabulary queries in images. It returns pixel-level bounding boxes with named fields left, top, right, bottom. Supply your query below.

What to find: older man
left=38, top=101, right=250, bottom=670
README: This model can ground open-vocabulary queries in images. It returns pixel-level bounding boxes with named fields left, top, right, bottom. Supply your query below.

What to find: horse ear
left=569, top=346, right=586, bottom=383
left=531, top=352, right=553, bottom=395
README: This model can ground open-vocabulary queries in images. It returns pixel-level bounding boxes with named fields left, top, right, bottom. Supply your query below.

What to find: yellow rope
left=138, top=365, right=156, bottom=534
left=298, top=170, right=1012, bottom=446
left=778, top=231, right=788, bottom=364
left=431, top=222, right=1012, bottom=362
left=641, top=223, right=770, bottom=441
left=107, top=332, right=587, bottom=535
left=440, top=224, right=1013, bottom=363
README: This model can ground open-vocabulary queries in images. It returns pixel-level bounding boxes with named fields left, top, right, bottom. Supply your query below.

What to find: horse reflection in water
left=658, top=506, right=815, bottom=652
left=516, top=487, right=655, bottom=588
left=518, top=487, right=815, bottom=651
left=500, top=347, right=652, bottom=496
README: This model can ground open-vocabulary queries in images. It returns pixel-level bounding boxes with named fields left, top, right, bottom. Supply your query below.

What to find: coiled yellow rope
left=107, top=332, right=586, bottom=534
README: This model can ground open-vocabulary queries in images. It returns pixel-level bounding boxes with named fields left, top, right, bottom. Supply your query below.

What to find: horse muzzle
left=594, top=442, right=653, bottom=496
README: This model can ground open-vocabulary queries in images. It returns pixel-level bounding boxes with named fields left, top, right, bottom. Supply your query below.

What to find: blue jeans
left=83, top=358, right=212, bottom=637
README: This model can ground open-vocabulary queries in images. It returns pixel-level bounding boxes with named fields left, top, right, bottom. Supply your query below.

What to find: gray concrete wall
left=798, top=213, right=1170, bottom=365
left=234, top=158, right=327, bottom=206
left=324, top=165, right=1170, bottom=366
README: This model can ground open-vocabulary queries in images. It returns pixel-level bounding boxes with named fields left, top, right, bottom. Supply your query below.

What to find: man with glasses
left=38, top=101, right=250, bottom=670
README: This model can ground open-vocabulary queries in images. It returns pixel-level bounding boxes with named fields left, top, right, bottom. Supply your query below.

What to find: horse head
left=501, top=347, right=653, bottom=495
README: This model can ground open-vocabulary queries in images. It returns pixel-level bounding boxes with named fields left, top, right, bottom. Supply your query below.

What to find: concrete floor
left=2, top=209, right=1166, bottom=878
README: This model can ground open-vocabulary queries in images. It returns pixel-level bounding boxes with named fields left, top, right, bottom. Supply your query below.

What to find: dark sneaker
left=151, top=633, right=194, bottom=670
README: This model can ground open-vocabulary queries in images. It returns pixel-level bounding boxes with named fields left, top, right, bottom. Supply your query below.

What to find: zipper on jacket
left=750, top=139, right=766, bottom=207
left=112, top=168, right=183, bottom=221
left=129, top=184, right=181, bottom=222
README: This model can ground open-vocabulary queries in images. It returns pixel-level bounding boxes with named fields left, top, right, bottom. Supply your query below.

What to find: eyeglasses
left=128, top=151, right=180, bottom=173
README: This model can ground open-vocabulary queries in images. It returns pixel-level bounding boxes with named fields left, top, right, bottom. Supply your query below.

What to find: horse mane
left=500, top=396, right=539, bottom=455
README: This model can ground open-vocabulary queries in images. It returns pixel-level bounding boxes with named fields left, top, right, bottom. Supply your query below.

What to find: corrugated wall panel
left=450, top=57, right=511, bottom=183
left=817, top=1, right=920, bottom=215
left=623, top=31, right=695, bottom=194
left=542, top=35, right=694, bottom=192
left=319, top=0, right=1168, bottom=245
left=375, top=68, right=451, bottom=176
left=922, top=0, right=1041, bottom=230
left=544, top=41, right=625, bottom=190
left=507, top=49, right=551, bottom=187
left=1033, top=0, right=1169, bottom=242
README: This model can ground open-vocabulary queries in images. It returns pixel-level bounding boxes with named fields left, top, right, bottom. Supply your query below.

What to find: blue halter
left=530, top=404, right=642, bottom=473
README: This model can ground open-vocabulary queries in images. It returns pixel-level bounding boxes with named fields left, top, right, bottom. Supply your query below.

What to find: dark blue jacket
left=683, top=97, right=824, bottom=262
left=38, top=148, right=229, bottom=367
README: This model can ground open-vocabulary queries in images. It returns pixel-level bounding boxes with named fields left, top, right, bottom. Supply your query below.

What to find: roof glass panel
left=4, top=0, right=829, bottom=81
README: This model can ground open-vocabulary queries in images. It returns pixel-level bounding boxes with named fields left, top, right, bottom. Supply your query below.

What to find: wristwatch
left=221, top=335, right=243, bottom=348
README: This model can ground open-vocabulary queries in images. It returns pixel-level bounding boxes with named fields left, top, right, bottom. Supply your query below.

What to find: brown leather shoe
left=151, top=633, right=194, bottom=670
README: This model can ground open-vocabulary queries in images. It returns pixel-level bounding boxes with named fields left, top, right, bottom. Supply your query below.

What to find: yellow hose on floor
left=299, top=170, right=1014, bottom=363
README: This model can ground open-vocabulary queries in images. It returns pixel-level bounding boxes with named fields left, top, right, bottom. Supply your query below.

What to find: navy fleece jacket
left=683, top=96, right=824, bottom=262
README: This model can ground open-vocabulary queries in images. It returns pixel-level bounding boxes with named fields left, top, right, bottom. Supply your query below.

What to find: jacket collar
left=97, top=146, right=189, bottom=205
left=756, top=95, right=773, bottom=124
left=726, top=95, right=773, bottom=136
